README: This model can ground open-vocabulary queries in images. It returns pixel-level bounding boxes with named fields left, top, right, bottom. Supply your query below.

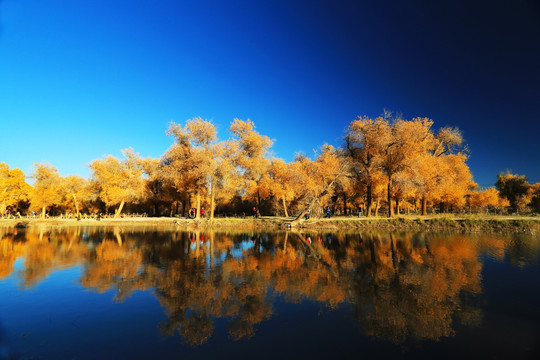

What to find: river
left=0, top=226, right=539, bottom=359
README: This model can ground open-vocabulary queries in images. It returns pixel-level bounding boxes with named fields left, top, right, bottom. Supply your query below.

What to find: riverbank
left=1, top=215, right=539, bottom=234
left=296, top=216, right=540, bottom=234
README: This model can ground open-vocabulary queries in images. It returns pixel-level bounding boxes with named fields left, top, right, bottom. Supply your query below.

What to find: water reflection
left=351, top=233, right=483, bottom=343
left=1, top=227, right=539, bottom=347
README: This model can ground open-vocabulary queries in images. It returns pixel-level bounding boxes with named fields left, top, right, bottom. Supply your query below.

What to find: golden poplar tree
left=436, top=153, right=476, bottom=211
left=268, top=159, right=296, bottom=217
left=408, top=126, right=467, bottom=215
left=30, top=163, right=63, bottom=218
left=207, top=141, right=238, bottom=219
left=469, top=188, right=508, bottom=213
left=345, top=116, right=388, bottom=216
left=89, top=148, right=147, bottom=217
left=291, top=144, right=349, bottom=223
left=164, top=118, right=226, bottom=219
left=229, top=119, right=273, bottom=216
left=379, top=117, right=434, bottom=217
left=408, top=153, right=442, bottom=215
left=0, top=163, right=31, bottom=215
left=140, top=156, right=181, bottom=216
left=61, top=175, right=91, bottom=216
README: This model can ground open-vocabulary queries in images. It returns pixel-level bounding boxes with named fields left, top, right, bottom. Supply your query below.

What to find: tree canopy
left=2, top=115, right=537, bottom=218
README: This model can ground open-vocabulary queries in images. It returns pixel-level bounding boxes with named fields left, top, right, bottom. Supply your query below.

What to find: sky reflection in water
left=0, top=227, right=539, bottom=359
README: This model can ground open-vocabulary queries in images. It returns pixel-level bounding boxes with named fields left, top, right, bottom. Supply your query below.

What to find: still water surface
left=0, top=227, right=539, bottom=359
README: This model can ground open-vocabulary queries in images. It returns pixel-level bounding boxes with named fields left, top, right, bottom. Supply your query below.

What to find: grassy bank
left=297, top=216, right=540, bottom=234
left=1, top=214, right=539, bottom=234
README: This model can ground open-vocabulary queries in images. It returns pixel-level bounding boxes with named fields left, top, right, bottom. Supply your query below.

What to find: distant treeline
left=1, top=115, right=539, bottom=219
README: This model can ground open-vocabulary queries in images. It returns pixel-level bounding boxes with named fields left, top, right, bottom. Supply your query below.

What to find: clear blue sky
left=1, top=0, right=539, bottom=187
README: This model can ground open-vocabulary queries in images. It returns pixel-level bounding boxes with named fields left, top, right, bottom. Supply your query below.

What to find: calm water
left=0, top=226, right=539, bottom=359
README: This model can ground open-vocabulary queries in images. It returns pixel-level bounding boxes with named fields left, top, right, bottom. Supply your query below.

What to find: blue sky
left=1, top=0, right=539, bottom=187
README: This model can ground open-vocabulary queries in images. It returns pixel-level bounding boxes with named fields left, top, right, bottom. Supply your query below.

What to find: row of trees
left=1, top=116, right=539, bottom=219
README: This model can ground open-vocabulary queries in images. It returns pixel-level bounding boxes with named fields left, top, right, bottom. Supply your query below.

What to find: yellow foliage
left=469, top=187, right=507, bottom=212
left=89, top=148, right=147, bottom=214
left=0, top=163, right=31, bottom=213
left=30, top=163, right=63, bottom=214
left=229, top=119, right=273, bottom=207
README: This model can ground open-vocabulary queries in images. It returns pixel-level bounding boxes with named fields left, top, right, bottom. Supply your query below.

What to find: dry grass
left=0, top=214, right=538, bottom=234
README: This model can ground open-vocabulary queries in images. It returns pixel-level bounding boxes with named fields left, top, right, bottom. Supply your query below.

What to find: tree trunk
left=343, top=194, right=347, bottom=215
left=421, top=196, right=427, bottom=216
left=282, top=195, right=289, bottom=217
left=41, top=205, right=46, bottom=219
left=387, top=177, right=394, bottom=217
left=114, top=200, right=125, bottom=218
left=256, top=191, right=261, bottom=217
left=375, top=199, right=380, bottom=217
left=291, top=171, right=343, bottom=225
left=72, top=194, right=79, bottom=216
left=361, top=201, right=365, bottom=216
left=210, top=182, right=216, bottom=220
left=292, top=197, right=316, bottom=224
left=195, top=191, right=201, bottom=220
left=366, top=183, right=373, bottom=217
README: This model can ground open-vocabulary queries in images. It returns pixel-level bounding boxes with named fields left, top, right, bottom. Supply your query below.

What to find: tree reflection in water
left=1, top=226, right=539, bottom=346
